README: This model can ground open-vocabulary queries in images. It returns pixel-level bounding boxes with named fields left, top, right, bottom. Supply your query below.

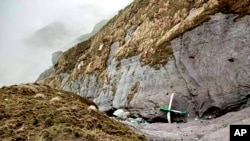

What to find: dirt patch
left=125, top=107, right=250, bottom=141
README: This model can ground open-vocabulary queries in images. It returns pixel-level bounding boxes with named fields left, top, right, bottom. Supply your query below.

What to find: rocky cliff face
left=37, top=0, right=250, bottom=121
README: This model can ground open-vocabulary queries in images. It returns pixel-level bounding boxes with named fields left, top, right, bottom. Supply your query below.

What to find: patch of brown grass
left=55, top=39, right=91, bottom=74
left=0, top=83, right=146, bottom=141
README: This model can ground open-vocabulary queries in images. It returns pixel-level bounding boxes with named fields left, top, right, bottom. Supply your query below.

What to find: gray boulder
left=113, top=109, right=131, bottom=120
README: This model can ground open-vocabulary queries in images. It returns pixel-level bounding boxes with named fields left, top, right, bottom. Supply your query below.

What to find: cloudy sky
left=0, top=0, right=133, bottom=87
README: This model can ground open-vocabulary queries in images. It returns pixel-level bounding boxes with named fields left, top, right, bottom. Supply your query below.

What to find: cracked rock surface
left=37, top=0, right=250, bottom=121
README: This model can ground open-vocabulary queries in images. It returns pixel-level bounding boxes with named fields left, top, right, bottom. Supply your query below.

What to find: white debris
left=98, top=43, right=104, bottom=51
left=113, top=109, right=130, bottom=120
left=78, top=61, right=84, bottom=70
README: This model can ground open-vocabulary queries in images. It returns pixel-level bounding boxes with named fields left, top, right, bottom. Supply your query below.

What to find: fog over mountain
left=0, top=0, right=133, bottom=87
left=25, top=22, right=70, bottom=49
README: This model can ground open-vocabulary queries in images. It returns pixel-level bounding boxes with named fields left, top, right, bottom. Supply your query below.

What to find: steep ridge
left=37, top=0, right=250, bottom=121
left=0, top=83, right=146, bottom=140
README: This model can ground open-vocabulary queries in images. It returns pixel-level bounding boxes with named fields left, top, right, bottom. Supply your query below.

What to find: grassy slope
left=0, top=83, right=146, bottom=141
left=38, top=0, right=250, bottom=88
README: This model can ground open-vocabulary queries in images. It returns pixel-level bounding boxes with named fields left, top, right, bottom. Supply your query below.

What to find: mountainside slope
left=37, top=0, right=250, bottom=121
left=0, top=83, right=146, bottom=140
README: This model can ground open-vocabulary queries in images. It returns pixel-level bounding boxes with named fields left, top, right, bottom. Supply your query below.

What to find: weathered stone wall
left=47, top=14, right=250, bottom=121
left=172, top=13, right=250, bottom=117
left=37, top=0, right=250, bottom=121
